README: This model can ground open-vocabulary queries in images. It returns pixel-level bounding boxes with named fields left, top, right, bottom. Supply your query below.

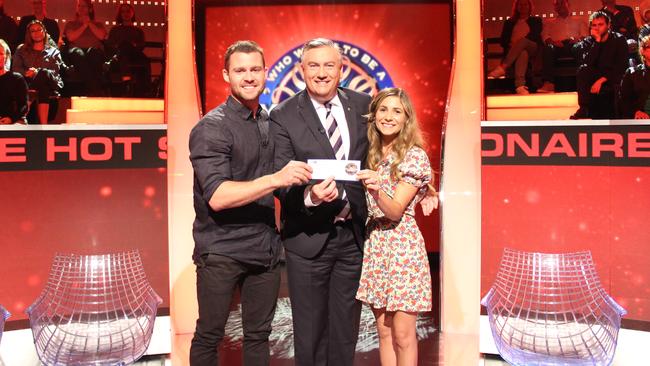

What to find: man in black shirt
left=188, top=40, right=312, bottom=366
left=571, top=11, right=628, bottom=119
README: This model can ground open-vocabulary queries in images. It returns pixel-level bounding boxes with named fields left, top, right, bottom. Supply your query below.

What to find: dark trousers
left=28, top=69, right=59, bottom=103
left=286, top=222, right=363, bottom=366
left=576, top=64, right=618, bottom=118
left=189, top=254, right=281, bottom=366
left=67, top=47, right=106, bottom=96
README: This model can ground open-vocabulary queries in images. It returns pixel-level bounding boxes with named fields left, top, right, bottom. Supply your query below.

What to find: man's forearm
left=208, top=175, right=277, bottom=212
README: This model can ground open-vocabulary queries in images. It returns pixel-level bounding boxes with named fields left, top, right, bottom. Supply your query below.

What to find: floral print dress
left=356, top=146, right=432, bottom=312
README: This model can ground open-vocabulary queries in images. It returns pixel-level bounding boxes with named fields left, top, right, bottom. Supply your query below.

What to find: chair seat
left=482, top=249, right=626, bottom=366
left=488, top=310, right=618, bottom=363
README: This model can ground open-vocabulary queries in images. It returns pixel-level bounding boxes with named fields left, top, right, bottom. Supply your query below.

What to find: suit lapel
left=298, top=91, right=336, bottom=158
left=339, top=89, right=361, bottom=160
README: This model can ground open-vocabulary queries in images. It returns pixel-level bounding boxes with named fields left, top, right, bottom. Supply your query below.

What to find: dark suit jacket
left=620, top=64, right=650, bottom=118
left=582, top=31, right=628, bottom=85
left=270, top=88, right=371, bottom=258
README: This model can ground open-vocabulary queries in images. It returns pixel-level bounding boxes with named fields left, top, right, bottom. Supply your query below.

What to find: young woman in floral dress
left=356, top=87, right=433, bottom=366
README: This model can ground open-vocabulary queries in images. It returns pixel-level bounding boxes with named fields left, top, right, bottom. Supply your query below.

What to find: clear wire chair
left=481, top=248, right=626, bottom=366
left=0, top=304, right=10, bottom=345
left=26, top=251, right=162, bottom=366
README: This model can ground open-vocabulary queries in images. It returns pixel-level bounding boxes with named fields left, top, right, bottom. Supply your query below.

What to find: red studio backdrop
left=481, top=123, right=650, bottom=324
left=0, top=128, right=169, bottom=324
left=202, top=2, right=452, bottom=252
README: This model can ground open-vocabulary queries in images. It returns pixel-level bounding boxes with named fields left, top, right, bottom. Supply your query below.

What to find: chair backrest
left=38, top=251, right=156, bottom=315
left=482, top=248, right=626, bottom=366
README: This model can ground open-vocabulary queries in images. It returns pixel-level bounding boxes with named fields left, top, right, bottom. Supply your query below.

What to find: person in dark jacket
left=0, top=0, right=18, bottom=52
left=63, top=0, right=107, bottom=96
left=571, top=11, right=628, bottom=119
left=0, top=39, right=28, bottom=124
left=620, top=35, right=650, bottom=119
left=105, top=3, right=150, bottom=96
left=488, top=0, right=543, bottom=94
left=12, top=20, right=64, bottom=124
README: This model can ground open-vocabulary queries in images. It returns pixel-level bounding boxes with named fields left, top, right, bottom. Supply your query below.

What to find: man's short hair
left=590, top=10, right=611, bottom=25
left=300, top=38, right=342, bottom=62
left=224, top=40, right=264, bottom=70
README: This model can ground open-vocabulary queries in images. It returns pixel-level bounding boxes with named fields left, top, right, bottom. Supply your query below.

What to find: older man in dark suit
left=270, top=38, right=371, bottom=366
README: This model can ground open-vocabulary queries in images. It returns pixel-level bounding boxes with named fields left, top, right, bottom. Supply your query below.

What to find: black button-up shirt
left=189, top=96, right=279, bottom=267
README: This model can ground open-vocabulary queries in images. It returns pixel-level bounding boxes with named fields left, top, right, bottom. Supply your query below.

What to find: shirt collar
left=226, top=95, right=264, bottom=121
left=310, top=93, right=342, bottom=111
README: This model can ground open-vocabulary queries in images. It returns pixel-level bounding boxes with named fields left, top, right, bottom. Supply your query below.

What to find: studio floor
left=134, top=259, right=502, bottom=366
left=136, top=331, right=507, bottom=365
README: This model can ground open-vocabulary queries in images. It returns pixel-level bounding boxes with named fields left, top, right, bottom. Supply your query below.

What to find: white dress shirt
left=310, top=94, right=351, bottom=159
left=304, top=93, right=352, bottom=211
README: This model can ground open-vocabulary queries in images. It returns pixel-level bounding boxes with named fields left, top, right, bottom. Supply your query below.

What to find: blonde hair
left=0, top=39, right=10, bottom=72
left=640, top=35, right=650, bottom=63
left=366, top=87, right=424, bottom=180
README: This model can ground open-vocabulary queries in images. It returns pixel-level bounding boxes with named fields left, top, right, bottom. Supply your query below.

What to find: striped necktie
left=325, top=102, right=350, bottom=219
left=325, top=103, right=346, bottom=160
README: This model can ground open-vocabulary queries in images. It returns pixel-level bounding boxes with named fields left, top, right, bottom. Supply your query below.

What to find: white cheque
left=307, top=159, right=361, bottom=181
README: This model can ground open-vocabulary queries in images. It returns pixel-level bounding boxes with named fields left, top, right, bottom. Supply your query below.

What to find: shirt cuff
left=303, top=184, right=319, bottom=207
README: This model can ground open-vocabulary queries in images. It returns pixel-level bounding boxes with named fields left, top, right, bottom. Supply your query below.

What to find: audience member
left=17, top=0, right=60, bottom=47
left=620, top=35, right=650, bottom=119
left=0, top=39, right=28, bottom=124
left=63, top=0, right=107, bottom=96
left=12, top=20, right=64, bottom=124
left=600, top=0, right=637, bottom=41
left=106, top=3, right=150, bottom=96
left=0, top=0, right=18, bottom=52
left=571, top=11, right=627, bottom=119
left=488, top=0, right=543, bottom=94
left=538, top=0, right=587, bottom=93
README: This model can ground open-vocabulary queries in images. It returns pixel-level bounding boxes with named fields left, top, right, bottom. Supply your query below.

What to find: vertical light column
left=167, top=0, right=201, bottom=338
left=440, top=0, right=482, bottom=339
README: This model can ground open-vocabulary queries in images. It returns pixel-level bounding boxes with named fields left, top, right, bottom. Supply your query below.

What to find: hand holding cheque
left=306, top=159, right=361, bottom=205
left=271, top=160, right=313, bottom=188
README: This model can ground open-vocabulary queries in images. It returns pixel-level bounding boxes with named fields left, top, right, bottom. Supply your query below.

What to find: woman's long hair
left=23, top=20, right=55, bottom=49
left=115, top=4, right=136, bottom=25
left=366, top=87, right=424, bottom=180
left=511, top=0, right=534, bottom=20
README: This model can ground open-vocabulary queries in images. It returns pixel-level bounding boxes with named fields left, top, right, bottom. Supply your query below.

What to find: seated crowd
left=488, top=0, right=650, bottom=120
left=0, top=0, right=153, bottom=125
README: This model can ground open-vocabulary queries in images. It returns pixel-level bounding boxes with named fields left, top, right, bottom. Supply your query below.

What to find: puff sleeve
left=398, top=147, right=431, bottom=188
